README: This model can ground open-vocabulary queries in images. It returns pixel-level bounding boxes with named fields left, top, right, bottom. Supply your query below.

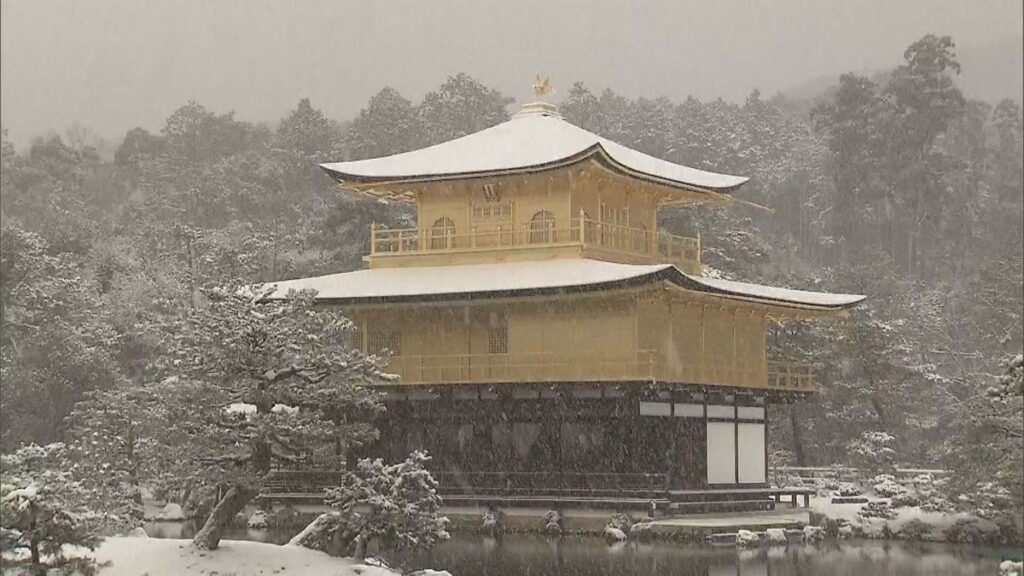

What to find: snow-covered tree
left=324, top=450, right=449, bottom=559
left=65, top=383, right=166, bottom=532
left=417, top=73, right=512, bottom=146
left=152, top=287, right=385, bottom=550
left=0, top=444, right=102, bottom=575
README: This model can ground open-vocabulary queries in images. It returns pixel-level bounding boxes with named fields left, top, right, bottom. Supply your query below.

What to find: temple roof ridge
left=320, top=110, right=749, bottom=192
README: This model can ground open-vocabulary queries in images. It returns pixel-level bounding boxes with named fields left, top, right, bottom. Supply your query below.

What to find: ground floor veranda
left=371, top=383, right=792, bottom=497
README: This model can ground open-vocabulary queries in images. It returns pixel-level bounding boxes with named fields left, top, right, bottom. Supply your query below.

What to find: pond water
left=144, top=522, right=1022, bottom=576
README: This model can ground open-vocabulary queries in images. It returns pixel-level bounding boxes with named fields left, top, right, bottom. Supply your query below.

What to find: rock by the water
left=999, top=560, right=1023, bottom=576
left=126, top=527, right=149, bottom=538
left=707, top=532, right=738, bottom=546
left=783, top=529, right=804, bottom=544
left=837, top=524, right=854, bottom=539
left=542, top=510, right=562, bottom=535
left=802, top=525, right=824, bottom=543
left=630, top=522, right=656, bottom=541
left=765, top=528, right=787, bottom=545
left=604, top=526, right=627, bottom=542
left=482, top=508, right=502, bottom=536
left=247, top=509, right=269, bottom=529
left=736, top=529, right=760, bottom=547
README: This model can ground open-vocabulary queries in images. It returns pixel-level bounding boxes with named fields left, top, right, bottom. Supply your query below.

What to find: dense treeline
left=1, top=38, right=1021, bottom=520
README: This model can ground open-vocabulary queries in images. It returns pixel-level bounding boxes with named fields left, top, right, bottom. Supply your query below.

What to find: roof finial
left=533, top=74, right=554, bottom=100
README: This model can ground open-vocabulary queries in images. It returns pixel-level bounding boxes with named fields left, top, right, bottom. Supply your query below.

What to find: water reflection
left=144, top=522, right=1020, bottom=576
left=389, top=534, right=1020, bottom=576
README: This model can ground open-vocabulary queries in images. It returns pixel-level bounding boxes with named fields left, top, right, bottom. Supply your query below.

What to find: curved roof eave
left=661, top=268, right=867, bottom=311
left=263, top=260, right=864, bottom=312
left=320, top=144, right=749, bottom=197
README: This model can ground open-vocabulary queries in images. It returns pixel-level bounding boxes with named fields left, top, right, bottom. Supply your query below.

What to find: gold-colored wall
left=350, top=288, right=770, bottom=388
left=415, top=163, right=660, bottom=245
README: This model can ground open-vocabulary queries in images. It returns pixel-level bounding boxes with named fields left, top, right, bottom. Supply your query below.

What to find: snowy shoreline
left=89, top=537, right=400, bottom=576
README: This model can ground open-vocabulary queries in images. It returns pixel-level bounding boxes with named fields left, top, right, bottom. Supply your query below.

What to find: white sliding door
left=706, top=421, right=736, bottom=484
left=737, top=422, right=766, bottom=483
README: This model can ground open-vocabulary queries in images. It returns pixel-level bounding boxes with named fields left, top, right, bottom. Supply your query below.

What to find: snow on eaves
left=264, top=260, right=670, bottom=302
left=693, top=276, right=866, bottom=308
left=262, top=259, right=864, bottom=311
left=320, top=112, right=748, bottom=191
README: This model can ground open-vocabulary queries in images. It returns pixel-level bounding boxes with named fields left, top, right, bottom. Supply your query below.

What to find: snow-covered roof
left=320, top=102, right=748, bottom=192
left=262, top=259, right=865, bottom=312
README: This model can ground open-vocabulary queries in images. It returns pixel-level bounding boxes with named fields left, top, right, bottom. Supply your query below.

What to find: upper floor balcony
left=368, top=216, right=702, bottom=275
left=379, top=351, right=815, bottom=393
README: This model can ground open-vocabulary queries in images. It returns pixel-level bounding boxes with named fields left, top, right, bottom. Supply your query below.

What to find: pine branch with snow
left=0, top=443, right=104, bottom=575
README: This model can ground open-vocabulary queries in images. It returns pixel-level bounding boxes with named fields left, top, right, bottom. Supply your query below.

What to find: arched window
left=528, top=211, right=556, bottom=244
left=430, top=217, right=456, bottom=249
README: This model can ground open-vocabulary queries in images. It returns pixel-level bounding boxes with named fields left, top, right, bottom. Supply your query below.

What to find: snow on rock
left=802, top=525, right=824, bottom=543
left=630, top=522, right=656, bottom=541
left=125, top=527, right=149, bottom=538
left=603, top=526, right=627, bottom=542
left=247, top=509, right=269, bottom=529
left=837, top=524, right=854, bottom=539
left=226, top=403, right=298, bottom=417
left=407, top=571, right=454, bottom=576
left=736, top=530, right=760, bottom=547
left=481, top=508, right=502, bottom=536
left=765, top=528, right=787, bottom=545
left=542, top=510, right=562, bottom=535
left=154, top=503, right=185, bottom=521
left=226, top=402, right=257, bottom=415
left=90, top=537, right=399, bottom=576
left=1000, top=560, right=1023, bottom=576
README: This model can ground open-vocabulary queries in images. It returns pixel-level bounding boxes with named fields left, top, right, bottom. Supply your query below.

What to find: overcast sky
left=2, top=0, right=1022, bottom=147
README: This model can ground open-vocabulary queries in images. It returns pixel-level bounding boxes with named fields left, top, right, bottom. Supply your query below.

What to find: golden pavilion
left=266, top=83, right=864, bottom=512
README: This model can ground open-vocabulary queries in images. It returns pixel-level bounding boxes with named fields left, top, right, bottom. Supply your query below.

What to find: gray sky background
left=2, top=0, right=1021, bottom=148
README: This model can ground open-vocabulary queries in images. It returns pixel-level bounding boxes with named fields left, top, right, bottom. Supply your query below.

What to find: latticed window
left=472, top=203, right=512, bottom=222
left=430, top=217, right=456, bottom=249
left=528, top=210, right=556, bottom=244
left=488, top=311, right=508, bottom=354
left=367, top=328, right=402, bottom=356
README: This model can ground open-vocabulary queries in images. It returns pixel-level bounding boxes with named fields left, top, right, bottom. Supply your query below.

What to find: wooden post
left=579, top=208, right=587, bottom=246
left=731, top=309, right=737, bottom=385
left=699, top=305, right=706, bottom=382
left=370, top=222, right=378, bottom=255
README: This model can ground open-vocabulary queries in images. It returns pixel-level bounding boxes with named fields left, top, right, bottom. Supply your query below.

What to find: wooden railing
left=381, top=351, right=815, bottom=392
left=370, top=216, right=701, bottom=274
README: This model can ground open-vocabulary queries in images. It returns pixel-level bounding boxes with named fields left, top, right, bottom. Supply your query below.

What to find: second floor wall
left=348, top=288, right=814, bottom=392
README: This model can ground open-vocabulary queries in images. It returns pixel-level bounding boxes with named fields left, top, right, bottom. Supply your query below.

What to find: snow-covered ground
left=91, top=537, right=398, bottom=576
